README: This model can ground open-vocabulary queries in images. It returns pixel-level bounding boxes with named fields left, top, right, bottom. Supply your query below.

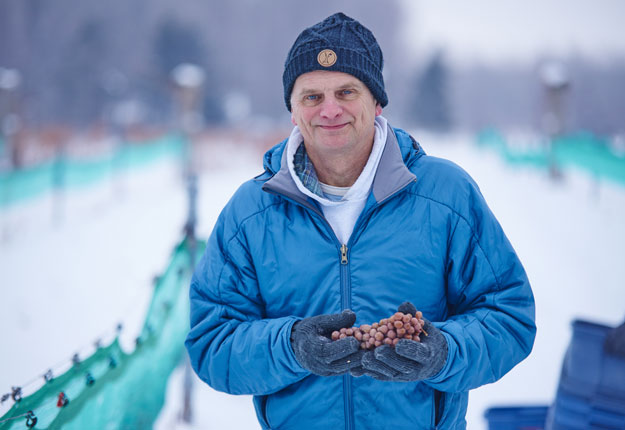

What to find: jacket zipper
left=340, top=244, right=348, bottom=265
left=339, top=243, right=354, bottom=430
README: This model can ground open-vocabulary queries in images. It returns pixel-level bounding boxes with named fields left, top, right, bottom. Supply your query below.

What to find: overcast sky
left=400, top=0, right=625, bottom=66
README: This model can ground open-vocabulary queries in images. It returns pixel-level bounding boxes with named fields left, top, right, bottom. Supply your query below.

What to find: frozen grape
left=331, top=308, right=427, bottom=349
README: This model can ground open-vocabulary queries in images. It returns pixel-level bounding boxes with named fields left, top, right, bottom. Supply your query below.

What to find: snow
left=2, top=132, right=624, bottom=429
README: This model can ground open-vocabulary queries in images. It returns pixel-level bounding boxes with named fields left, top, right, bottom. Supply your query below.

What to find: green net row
left=476, top=129, right=625, bottom=185
left=0, top=135, right=186, bottom=208
left=0, top=237, right=204, bottom=430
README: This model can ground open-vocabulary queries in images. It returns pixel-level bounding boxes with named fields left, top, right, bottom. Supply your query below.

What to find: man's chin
left=315, top=140, right=356, bottom=155
left=315, top=126, right=351, bottom=141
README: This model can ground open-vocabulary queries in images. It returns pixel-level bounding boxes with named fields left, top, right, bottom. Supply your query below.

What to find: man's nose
left=319, top=96, right=343, bottom=119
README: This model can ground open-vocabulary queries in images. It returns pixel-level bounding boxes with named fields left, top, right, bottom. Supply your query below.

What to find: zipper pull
left=340, top=244, right=348, bottom=265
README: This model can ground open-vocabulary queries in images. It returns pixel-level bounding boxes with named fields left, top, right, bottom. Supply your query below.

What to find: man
left=185, top=12, right=536, bottom=429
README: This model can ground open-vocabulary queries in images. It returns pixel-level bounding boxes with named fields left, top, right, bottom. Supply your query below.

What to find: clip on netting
left=57, top=392, right=69, bottom=407
left=11, top=387, right=22, bottom=402
left=25, top=411, right=37, bottom=428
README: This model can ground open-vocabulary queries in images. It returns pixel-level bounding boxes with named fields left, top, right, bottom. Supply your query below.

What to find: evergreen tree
left=57, top=19, right=109, bottom=125
left=412, top=52, right=452, bottom=132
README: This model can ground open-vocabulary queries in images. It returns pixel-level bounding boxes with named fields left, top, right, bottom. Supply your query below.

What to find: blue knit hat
left=283, top=12, right=388, bottom=111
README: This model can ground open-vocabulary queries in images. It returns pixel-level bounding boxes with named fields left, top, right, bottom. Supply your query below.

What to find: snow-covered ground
left=2, top=132, right=624, bottom=429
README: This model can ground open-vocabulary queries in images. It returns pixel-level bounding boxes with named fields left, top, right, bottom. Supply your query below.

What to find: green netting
left=0, top=134, right=186, bottom=208
left=117, top=136, right=186, bottom=170
left=0, top=237, right=204, bottom=430
left=552, top=133, right=625, bottom=183
left=0, top=161, right=57, bottom=207
left=476, top=129, right=625, bottom=185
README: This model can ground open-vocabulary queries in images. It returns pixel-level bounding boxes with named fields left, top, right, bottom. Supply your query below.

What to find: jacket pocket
left=253, top=394, right=272, bottom=429
left=433, top=390, right=445, bottom=428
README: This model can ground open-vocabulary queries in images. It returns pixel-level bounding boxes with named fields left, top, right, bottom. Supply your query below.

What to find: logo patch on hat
left=317, top=49, right=337, bottom=67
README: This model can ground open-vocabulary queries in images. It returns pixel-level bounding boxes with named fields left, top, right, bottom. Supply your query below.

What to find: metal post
left=540, top=61, right=570, bottom=180
left=171, top=63, right=205, bottom=425
left=181, top=168, right=197, bottom=424
left=0, top=68, right=22, bottom=241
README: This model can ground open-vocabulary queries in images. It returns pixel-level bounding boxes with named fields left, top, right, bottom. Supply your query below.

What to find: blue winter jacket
left=185, top=126, right=536, bottom=430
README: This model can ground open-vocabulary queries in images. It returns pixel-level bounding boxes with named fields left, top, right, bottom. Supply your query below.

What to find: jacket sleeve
left=184, top=202, right=308, bottom=395
left=424, top=176, right=536, bottom=393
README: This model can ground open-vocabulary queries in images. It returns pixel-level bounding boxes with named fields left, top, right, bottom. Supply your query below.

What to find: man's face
left=290, top=70, right=382, bottom=161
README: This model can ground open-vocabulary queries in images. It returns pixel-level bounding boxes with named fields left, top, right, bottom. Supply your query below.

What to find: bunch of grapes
left=331, top=311, right=427, bottom=350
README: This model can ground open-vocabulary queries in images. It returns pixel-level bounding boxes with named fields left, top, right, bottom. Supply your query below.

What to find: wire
left=0, top=411, right=30, bottom=424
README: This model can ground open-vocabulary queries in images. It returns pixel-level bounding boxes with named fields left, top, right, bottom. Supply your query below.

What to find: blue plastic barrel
left=484, top=406, right=549, bottom=430
left=547, top=319, right=625, bottom=430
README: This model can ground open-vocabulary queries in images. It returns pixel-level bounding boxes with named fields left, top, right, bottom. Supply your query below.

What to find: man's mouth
left=318, top=123, right=348, bottom=130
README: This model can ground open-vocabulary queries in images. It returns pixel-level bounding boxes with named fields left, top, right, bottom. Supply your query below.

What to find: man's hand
left=291, top=310, right=364, bottom=376
left=351, top=302, right=448, bottom=381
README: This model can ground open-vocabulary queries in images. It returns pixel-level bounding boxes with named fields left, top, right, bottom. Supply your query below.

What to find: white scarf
left=286, top=115, right=388, bottom=244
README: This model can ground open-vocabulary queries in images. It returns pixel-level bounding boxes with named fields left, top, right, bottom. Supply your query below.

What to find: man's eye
left=305, top=95, right=320, bottom=101
left=342, top=90, right=353, bottom=95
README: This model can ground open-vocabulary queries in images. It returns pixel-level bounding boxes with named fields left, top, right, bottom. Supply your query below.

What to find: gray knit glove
left=291, top=310, right=363, bottom=377
left=353, top=302, right=448, bottom=381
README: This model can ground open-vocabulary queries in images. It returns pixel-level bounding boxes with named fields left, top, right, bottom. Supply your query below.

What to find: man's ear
left=375, top=103, right=382, bottom=116
left=291, top=113, right=297, bottom=126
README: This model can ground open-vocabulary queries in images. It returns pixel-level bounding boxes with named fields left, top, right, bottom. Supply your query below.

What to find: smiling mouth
left=318, top=123, right=348, bottom=130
